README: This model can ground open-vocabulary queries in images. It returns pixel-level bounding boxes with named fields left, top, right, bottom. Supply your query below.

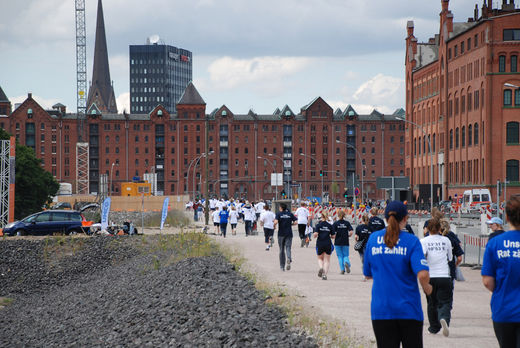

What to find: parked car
left=3, top=210, right=89, bottom=236
left=50, top=202, right=72, bottom=210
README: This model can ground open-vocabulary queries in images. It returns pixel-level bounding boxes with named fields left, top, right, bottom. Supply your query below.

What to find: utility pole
left=204, top=115, right=210, bottom=226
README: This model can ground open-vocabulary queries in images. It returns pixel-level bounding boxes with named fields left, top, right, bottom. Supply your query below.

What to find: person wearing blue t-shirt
left=219, top=206, right=229, bottom=237
left=482, top=195, right=520, bottom=348
left=364, top=200, right=432, bottom=348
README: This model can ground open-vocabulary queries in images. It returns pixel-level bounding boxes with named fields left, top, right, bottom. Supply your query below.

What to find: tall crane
left=75, top=0, right=89, bottom=194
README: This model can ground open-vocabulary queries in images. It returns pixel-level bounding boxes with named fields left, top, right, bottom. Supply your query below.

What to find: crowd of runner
left=187, top=196, right=520, bottom=348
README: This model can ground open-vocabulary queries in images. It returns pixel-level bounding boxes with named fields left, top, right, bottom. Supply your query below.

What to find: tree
left=0, top=129, right=59, bottom=219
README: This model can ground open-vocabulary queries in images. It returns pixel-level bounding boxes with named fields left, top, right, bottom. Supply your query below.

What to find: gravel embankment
left=0, top=236, right=316, bottom=347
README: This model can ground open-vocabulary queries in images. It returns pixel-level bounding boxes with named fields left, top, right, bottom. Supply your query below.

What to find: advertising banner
left=101, top=197, right=111, bottom=231
left=160, top=197, right=169, bottom=230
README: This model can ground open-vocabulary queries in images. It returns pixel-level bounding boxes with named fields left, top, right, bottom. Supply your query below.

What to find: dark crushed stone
left=0, top=237, right=317, bottom=347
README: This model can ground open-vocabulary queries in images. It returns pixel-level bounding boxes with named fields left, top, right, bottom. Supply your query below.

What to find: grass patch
left=42, top=236, right=87, bottom=266
left=142, top=210, right=191, bottom=228
left=0, top=297, right=14, bottom=308
left=217, top=243, right=366, bottom=348
left=137, top=232, right=216, bottom=271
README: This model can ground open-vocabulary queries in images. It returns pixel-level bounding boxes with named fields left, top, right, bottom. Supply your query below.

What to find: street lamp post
left=268, top=153, right=284, bottom=198
left=300, top=152, right=323, bottom=202
left=336, top=140, right=365, bottom=202
left=193, top=151, right=214, bottom=201
left=258, top=156, right=277, bottom=200
left=396, top=116, right=433, bottom=210
left=109, top=162, right=115, bottom=196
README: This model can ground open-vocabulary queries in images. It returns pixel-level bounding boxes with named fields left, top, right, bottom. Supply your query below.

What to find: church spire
left=87, top=0, right=117, bottom=114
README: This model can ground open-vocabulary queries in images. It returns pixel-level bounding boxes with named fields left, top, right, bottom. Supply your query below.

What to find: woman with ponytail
left=363, top=201, right=432, bottom=348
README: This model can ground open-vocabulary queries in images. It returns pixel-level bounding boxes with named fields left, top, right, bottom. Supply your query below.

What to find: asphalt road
left=213, top=224, right=497, bottom=348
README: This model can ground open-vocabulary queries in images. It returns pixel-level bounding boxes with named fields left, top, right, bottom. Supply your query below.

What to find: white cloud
left=353, top=74, right=404, bottom=108
left=207, top=56, right=313, bottom=91
left=116, top=92, right=130, bottom=114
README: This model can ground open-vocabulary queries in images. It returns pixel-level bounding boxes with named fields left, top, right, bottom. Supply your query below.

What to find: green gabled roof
left=342, top=105, right=358, bottom=117
left=280, top=104, right=294, bottom=117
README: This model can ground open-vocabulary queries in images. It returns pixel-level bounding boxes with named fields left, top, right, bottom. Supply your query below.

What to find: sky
left=0, top=0, right=493, bottom=116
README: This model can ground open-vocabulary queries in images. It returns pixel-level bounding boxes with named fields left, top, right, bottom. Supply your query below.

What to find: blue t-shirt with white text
left=363, top=229, right=429, bottom=321
left=481, top=230, right=520, bottom=322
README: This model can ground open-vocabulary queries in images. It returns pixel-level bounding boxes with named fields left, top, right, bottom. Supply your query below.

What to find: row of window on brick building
left=448, top=87, right=484, bottom=116
left=412, top=122, right=482, bottom=155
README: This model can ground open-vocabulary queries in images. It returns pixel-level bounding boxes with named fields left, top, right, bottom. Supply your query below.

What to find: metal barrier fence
left=461, top=233, right=488, bottom=266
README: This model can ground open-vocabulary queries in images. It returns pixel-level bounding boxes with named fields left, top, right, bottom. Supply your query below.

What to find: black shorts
left=316, top=243, right=334, bottom=255
left=264, top=228, right=274, bottom=243
left=298, top=224, right=307, bottom=239
left=214, top=222, right=220, bottom=226
left=231, top=223, right=237, bottom=229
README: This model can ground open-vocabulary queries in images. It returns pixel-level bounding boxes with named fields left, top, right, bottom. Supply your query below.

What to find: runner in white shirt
left=295, top=202, right=311, bottom=247
left=421, top=217, right=453, bottom=337
left=209, top=198, right=217, bottom=211
left=212, top=209, right=221, bottom=235
left=255, top=200, right=266, bottom=221
left=243, top=202, right=255, bottom=236
left=229, top=206, right=239, bottom=235
left=259, top=204, right=276, bottom=250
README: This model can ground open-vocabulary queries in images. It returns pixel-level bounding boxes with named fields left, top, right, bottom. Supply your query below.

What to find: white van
left=462, top=189, right=492, bottom=210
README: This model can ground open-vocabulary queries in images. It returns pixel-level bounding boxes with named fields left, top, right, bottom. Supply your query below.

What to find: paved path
left=213, top=228, right=497, bottom=347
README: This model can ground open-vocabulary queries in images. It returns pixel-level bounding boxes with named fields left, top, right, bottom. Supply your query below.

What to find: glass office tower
left=130, top=42, right=192, bottom=114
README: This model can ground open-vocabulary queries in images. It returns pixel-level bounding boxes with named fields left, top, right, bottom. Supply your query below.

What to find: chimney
left=442, top=0, right=450, bottom=12
left=407, top=20, right=415, bottom=37
left=28, top=92, right=32, bottom=99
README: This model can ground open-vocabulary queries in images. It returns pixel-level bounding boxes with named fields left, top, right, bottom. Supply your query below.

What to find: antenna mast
left=75, top=0, right=87, bottom=129
left=75, top=0, right=89, bottom=194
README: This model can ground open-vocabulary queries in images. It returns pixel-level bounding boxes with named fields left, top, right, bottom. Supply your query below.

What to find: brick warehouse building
left=405, top=0, right=520, bottom=203
left=0, top=84, right=406, bottom=202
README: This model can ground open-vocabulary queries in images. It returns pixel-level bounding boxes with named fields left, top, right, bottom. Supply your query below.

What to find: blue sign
left=132, top=176, right=140, bottom=182
left=354, top=187, right=360, bottom=196
left=160, top=197, right=169, bottom=230
left=101, top=197, right=111, bottom=231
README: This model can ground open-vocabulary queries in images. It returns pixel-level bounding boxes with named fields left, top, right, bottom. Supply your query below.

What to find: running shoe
left=266, top=246, right=270, bottom=251
left=322, top=274, right=327, bottom=280
left=440, top=318, right=449, bottom=337
left=286, top=260, right=291, bottom=271
left=318, top=268, right=323, bottom=278
left=300, top=239, right=305, bottom=247
left=340, top=270, right=345, bottom=275
left=345, top=262, right=351, bottom=274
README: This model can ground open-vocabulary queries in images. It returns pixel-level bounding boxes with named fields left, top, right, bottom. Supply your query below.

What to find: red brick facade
left=405, top=0, right=520, bottom=202
left=3, top=91, right=405, bottom=202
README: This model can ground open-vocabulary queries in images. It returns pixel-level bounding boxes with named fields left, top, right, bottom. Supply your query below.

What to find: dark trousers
left=264, top=228, right=274, bottom=243
left=426, top=277, right=453, bottom=333
left=244, top=220, right=252, bottom=235
left=278, top=235, right=292, bottom=269
left=220, top=223, right=227, bottom=237
left=298, top=224, right=307, bottom=240
left=372, top=319, right=423, bottom=348
left=493, top=321, right=520, bottom=348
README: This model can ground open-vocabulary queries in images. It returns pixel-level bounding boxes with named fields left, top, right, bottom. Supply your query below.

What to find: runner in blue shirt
left=482, top=195, right=520, bottom=348
left=364, top=200, right=432, bottom=348
left=219, top=206, right=229, bottom=238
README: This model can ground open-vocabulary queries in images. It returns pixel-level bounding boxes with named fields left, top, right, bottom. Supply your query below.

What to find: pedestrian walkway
left=214, top=231, right=497, bottom=347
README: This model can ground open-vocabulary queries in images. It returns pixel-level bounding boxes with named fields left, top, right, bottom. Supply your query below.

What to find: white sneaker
left=440, top=318, right=449, bottom=337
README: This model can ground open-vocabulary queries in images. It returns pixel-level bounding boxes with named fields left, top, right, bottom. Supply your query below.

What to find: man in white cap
left=486, top=217, right=505, bottom=240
